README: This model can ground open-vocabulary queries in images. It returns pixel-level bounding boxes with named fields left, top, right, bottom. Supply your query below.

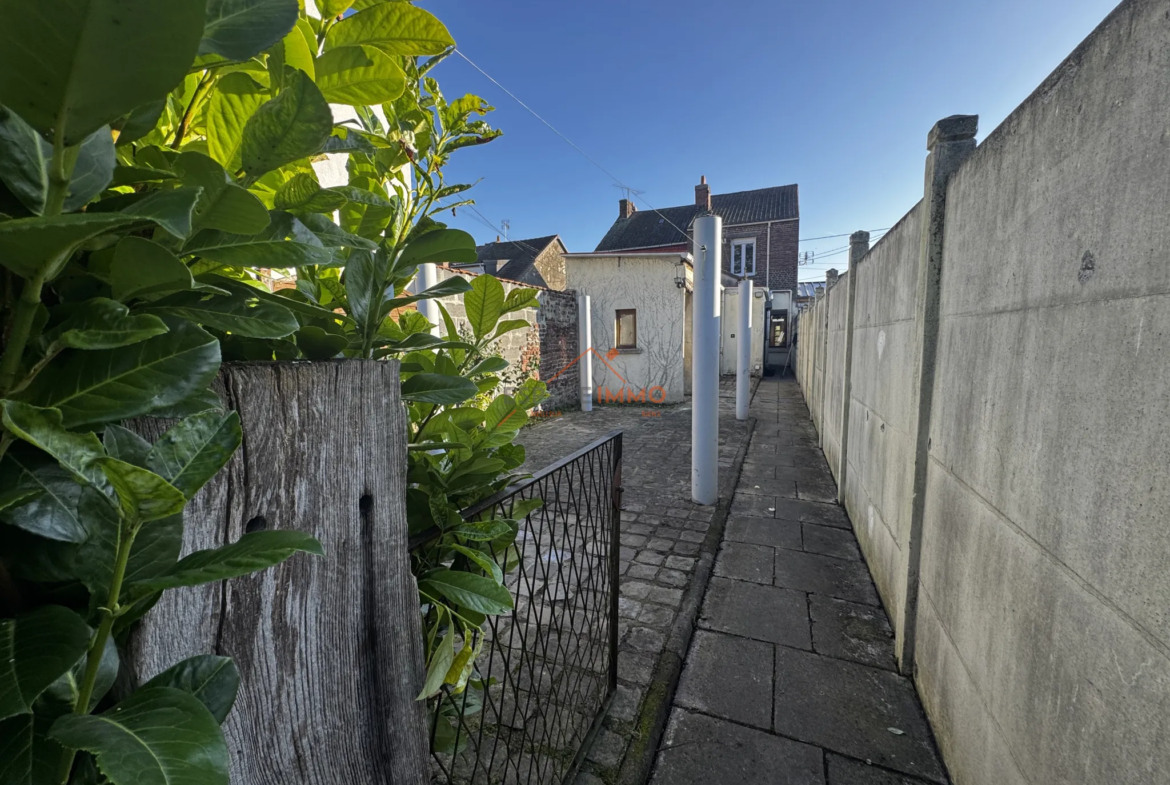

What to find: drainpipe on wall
left=415, top=262, right=440, bottom=337
left=692, top=214, right=722, bottom=505
left=579, top=294, right=593, bottom=412
left=736, top=278, right=752, bottom=421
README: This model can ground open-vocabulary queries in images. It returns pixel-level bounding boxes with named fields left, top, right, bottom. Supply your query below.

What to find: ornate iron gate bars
left=413, top=430, right=623, bottom=785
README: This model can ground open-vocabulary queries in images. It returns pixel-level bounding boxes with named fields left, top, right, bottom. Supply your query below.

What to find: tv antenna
left=611, top=184, right=645, bottom=201
left=500, top=219, right=510, bottom=239
left=799, top=251, right=815, bottom=266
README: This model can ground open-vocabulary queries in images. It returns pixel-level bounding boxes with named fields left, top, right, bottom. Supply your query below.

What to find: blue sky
left=430, top=0, right=1119, bottom=280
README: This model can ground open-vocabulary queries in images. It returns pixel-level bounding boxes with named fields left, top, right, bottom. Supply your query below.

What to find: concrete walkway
left=651, top=377, right=950, bottom=785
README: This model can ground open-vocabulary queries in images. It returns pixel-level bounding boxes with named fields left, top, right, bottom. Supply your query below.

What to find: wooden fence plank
left=127, top=360, right=428, bottom=784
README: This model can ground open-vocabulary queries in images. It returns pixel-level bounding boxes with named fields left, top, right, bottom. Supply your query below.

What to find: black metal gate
left=415, top=430, right=623, bottom=784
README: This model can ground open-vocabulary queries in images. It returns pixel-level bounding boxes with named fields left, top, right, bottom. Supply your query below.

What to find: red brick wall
left=707, top=218, right=799, bottom=292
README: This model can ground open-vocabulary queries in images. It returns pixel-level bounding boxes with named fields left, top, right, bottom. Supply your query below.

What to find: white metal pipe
left=692, top=215, right=721, bottom=505
left=415, top=262, right=441, bottom=336
left=579, top=294, right=593, bottom=412
left=736, top=278, right=752, bottom=420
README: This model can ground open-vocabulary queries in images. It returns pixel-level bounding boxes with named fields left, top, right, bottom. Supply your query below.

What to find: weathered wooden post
left=127, top=360, right=429, bottom=784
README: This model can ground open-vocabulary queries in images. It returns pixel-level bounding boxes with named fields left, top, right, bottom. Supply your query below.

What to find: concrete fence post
left=817, top=269, right=837, bottom=446
left=895, top=114, right=978, bottom=675
left=836, top=232, right=870, bottom=504
left=692, top=214, right=722, bottom=505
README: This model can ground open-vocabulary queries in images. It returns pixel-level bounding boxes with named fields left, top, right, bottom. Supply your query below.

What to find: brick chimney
left=619, top=198, right=637, bottom=220
left=695, top=175, right=711, bottom=211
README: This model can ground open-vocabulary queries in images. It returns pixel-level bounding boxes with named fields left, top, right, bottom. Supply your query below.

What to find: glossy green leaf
left=401, top=373, right=478, bottom=405
left=318, top=0, right=355, bottom=17
left=110, top=237, right=197, bottom=303
left=450, top=544, right=503, bottom=584
left=16, top=319, right=221, bottom=428
left=294, top=212, right=379, bottom=250
left=142, top=289, right=299, bottom=339
left=344, top=249, right=390, bottom=332
left=240, top=70, right=333, bottom=177
left=294, top=326, right=348, bottom=359
left=176, top=152, right=271, bottom=235
left=0, top=109, right=113, bottom=215
left=324, top=3, right=455, bottom=56
left=398, top=228, right=477, bottom=267
left=49, top=297, right=170, bottom=350
left=420, top=568, right=513, bottom=616
left=102, top=424, right=152, bottom=467
left=467, top=356, right=509, bottom=376
left=142, top=656, right=240, bottom=724
left=114, top=98, right=167, bottom=146
left=501, top=286, right=540, bottom=315
left=0, top=606, right=92, bottom=721
left=97, top=457, right=185, bottom=521
left=417, top=627, right=453, bottom=700
left=382, top=276, right=472, bottom=312
left=50, top=686, right=230, bottom=785
left=452, top=519, right=514, bottom=545
left=274, top=173, right=348, bottom=213
left=0, top=401, right=108, bottom=491
left=0, top=0, right=205, bottom=145
left=0, top=106, right=48, bottom=214
left=145, top=389, right=224, bottom=420
left=316, top=45, right=406, bottom=106
left=464, top=274, right=505, bottom=339
left=119, top=187, right=203, bottom=240
left=484, top=394, right=525, bottom=433
left=200, top=0, right=300, bottom=61
left=270, top=20, right=316, bottom=82
left=0, top=450, right=99, bottom=543
left=44, top=635, right=119, bottom=714
left=321, top=126, right=376, bottom=155
left=0, top=213, right=153, bottom=280
left=492, top=319, right=529, bottom=339
left=126, top=530, right=323, bottom=594
left=182, top=229, right=335, bottom=268
left=146, top=411, right=241, bottom=499
left=65, top=126, right=116, bottom=212
left=0, top=710, right=62, bottom=785
left=206, top=72, right=267, bottom=172
left=202, top=274, right=351, bottom=325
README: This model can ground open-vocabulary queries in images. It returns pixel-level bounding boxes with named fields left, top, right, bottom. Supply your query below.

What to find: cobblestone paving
left=516, top=380, right=752, bottom=784
left=650, top=377, right=950, bottom=785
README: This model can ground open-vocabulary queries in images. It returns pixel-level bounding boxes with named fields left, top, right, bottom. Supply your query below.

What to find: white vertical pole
left=692, top=215, right=721, bottom=504
left=579, top=294, right=593, bottom=412
left=736, top=278, right=752, bottom=420
left=415, top=262, right=441, bottom=336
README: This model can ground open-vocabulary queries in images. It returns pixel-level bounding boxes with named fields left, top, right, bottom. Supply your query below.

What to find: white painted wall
left=564, top=255, right=688, bottom=403
left=720, top=286, right=766, bottom=376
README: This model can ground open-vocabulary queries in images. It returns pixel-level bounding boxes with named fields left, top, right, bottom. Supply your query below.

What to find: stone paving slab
left=699, top=577, right=811, bottom=648
left=773, top=548, right=881, bottom=606
left=773, top=646, right=946, bottom=783
left=652, top=709, right=824, bottom=785
left=809, top=595, right=896, bottom=672
left=650, top=378, right=949, bottom=785
left=802, top=522, right=862, bottom=560
left=675, top=629, right=773, bottom=730
left=826, top=754, right=940, bottom=784
left=725, top=515, right=803, bottom=550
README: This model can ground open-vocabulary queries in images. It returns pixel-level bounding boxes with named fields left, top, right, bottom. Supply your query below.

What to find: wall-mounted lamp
left=675, top=262, right=687, bottom=289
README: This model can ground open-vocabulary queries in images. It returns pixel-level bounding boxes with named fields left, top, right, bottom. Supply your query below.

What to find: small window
left=731, top=239, right=756, bottom=276
left=769, top=310, right=789, bottom=348
left=615, top=309, right=637, bottom=349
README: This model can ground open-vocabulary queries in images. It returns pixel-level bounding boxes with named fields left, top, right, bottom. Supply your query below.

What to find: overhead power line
left=455, top=49, right=693, bottom=245
left=800, top=228, right=890, bottom=243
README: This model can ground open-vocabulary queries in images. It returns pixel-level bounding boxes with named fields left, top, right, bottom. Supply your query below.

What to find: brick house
left=594, top=177, right=799, bottom=292
left=455, top=234, right=569, bottom=290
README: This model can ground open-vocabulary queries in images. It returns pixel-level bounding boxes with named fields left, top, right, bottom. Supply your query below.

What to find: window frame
left=730, top=238, right=757, bottom=277
left=615, top=308, right=638, bottom=349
